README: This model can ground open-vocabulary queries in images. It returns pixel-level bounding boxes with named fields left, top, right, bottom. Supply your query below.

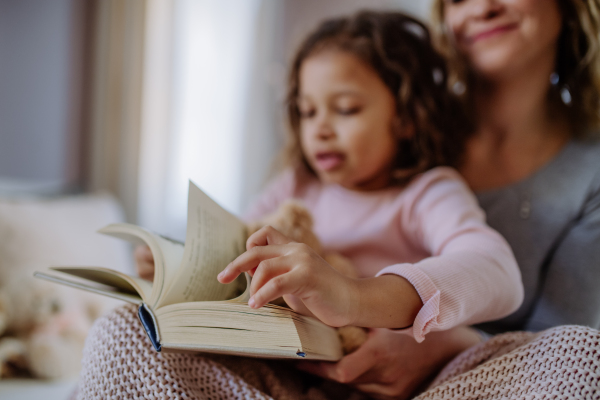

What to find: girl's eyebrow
left=331, top=91, right=369, bottom=106
left=297, top=90, right=365, bottom=101
left=331, top=90, right=365, bottom=99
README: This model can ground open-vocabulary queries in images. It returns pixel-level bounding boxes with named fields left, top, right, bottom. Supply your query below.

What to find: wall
left=0, top=0, right=84, bottom=195
left=281, top=0, right=432, bottom=59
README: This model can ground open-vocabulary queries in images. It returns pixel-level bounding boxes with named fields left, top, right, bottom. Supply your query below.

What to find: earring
left=550, top=72, right=572, bottom=106
left=432, top=68, right=444, bottom=85
left=452, top=81, right=466, bottom=95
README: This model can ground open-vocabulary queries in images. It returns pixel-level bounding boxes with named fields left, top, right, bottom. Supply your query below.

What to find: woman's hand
left=134, top=245, right=155, bottom=281
left=298, top=326, right=482, bottom=400
left=218, top=226, right=359, bottom=327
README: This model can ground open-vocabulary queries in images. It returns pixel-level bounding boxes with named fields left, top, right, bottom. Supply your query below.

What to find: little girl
left=217, top=11, right=524, bottom=343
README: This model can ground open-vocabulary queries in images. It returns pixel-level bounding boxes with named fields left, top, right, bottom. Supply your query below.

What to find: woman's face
left=443, top=0, right=563, bottom=79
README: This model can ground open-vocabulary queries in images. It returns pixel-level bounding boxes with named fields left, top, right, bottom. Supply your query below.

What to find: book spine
left=138, top=303, right=162, bottom=352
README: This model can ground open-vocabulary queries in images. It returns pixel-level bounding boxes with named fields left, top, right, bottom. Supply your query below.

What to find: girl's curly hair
left=283, top=11, right=474, bottom=185
left=431, top=0, right=600, bottom=135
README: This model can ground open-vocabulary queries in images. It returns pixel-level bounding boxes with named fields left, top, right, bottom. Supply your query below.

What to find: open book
left=34, top=182, right=343, bottom=361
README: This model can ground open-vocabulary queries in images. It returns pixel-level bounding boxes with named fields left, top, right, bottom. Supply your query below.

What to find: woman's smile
left=466, top=22, right=519, bottom=44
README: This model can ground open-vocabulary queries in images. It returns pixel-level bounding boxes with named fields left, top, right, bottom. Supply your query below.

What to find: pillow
left=0, top=193, right=133, bottom=281
left=0, top=192, right=134, bottom=379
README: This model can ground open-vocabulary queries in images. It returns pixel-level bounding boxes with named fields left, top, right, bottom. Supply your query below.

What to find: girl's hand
left=297, top=326, right=482, bottom=400
left=134, top=245, right=155, bottom=281
left=218, top=225, right=359, bottom=327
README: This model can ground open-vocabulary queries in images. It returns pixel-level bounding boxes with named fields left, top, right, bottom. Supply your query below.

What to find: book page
left=50, top=266, right=153, bottom=301
left=157, top=182, right=247, bottom=307
left=155, top=302, right=343, bottom=361
left=34, top=271, right=144, bottom=305
left=99, top=224, right=185, bottom=308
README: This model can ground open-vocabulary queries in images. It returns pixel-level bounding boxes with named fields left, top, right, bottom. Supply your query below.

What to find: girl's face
left=297, top=50, right=399, bottom=191
left=444, top=0, right=562, bottom=79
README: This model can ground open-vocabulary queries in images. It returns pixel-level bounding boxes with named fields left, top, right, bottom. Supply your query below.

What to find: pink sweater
left=244, top=167, right=524, bottom=342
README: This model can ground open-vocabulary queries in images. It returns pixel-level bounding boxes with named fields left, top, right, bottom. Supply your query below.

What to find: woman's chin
left=467, top=48, right=528, bottom=81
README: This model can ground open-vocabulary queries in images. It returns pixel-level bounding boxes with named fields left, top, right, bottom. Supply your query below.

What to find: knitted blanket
left=75, top=305, right=600, bottom=399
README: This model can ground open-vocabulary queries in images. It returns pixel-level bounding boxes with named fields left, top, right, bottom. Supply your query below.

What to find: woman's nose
left=469, top=0, right=504, bottom=20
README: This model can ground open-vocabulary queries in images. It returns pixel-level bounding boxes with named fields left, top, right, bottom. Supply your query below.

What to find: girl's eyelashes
left=334, top=94, right=363, bottom=116
left=298, top=107, right=316, bottom=119
left=336, top=106, right=361, bottom=116
left=298, top=106, right=361, bottom=118
left=297, top=98, right=315, bottom=119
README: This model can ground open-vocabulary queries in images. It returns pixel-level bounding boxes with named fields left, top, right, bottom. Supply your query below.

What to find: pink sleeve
left=376, top=167, right=523, bottom=342
left=242, top=169, right=297, bottom=222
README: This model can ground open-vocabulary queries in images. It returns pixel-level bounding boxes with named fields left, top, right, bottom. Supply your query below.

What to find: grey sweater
left=476, top=139, right=600, bottom=333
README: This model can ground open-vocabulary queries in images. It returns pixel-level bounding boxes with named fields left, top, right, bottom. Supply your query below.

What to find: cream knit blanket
left=75, top=305, right=599, bottom=399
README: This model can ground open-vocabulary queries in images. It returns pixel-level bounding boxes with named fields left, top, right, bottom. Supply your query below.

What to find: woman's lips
left=314, top=152, right=345, bottom=171
left=468, top=23, right=518, bottom=44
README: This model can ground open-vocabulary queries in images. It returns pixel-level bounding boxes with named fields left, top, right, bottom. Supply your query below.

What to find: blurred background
left=0, top=0, right=433, bottom=241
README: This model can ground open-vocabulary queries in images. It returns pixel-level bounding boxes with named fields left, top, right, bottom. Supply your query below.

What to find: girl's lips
left=314, top=152, right=345, bottom=171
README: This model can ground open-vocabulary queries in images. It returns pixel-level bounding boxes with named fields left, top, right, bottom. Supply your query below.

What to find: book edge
left=138, top=303, right=162, bottom=352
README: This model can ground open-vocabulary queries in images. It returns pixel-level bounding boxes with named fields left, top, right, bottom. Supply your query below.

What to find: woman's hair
left=283, top=10, right=474, bottom=185
left=431, top=0, right=600, bottom=135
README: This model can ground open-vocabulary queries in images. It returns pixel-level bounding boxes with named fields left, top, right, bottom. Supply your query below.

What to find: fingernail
left=248, top=297, right=255, bottom=308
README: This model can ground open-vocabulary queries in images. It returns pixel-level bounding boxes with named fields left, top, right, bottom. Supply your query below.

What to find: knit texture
left=419, top=325, right=600, bottom=399
left=75, top=305, right=365, bottom=400
left=76, top=305, right=600, bottom=399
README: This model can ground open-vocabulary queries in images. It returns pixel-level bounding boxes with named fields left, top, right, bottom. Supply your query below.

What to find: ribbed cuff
left=376, top=263, right=441, bottom=342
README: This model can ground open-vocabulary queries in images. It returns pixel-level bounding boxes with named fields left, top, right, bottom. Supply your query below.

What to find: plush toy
left=0, top=273, right=108, bottom=379
left=247, top=200, right=368, bottom=355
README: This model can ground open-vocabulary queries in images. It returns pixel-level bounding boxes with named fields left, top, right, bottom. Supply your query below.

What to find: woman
left=301, top=0, right=600, bottom=398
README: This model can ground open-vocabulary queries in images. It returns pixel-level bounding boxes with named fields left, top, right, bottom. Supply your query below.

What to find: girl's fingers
left=246, top=225, right=293, bottom=250
left=249, top=257, right=291, bottom=296
left=249, top=271, right=299, bottom=308
left=134, top=245, right=155, bottom=281
left=218, top=244, right=291, bottom=283
left=134, top=245, right=154, bottom=262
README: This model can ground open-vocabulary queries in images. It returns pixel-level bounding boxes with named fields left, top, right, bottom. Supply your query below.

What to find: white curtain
left=137, top=0, right=283, bottom=240
left=167, top=0, right=262, bottom=225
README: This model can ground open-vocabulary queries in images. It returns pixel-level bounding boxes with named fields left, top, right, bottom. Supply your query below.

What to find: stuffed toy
left=247, top=200, right=368, bottom=354
left=0, top=272, right=108, bottom=379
